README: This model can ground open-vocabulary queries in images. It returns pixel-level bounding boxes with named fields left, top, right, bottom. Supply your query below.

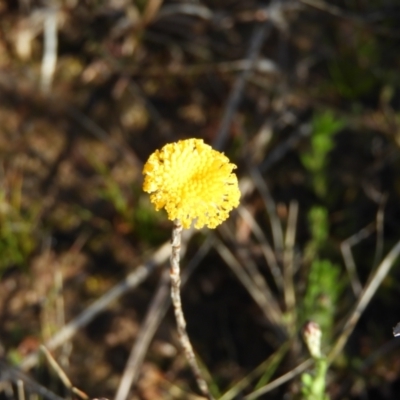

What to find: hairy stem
left=170, top=220, right=214, bottom=400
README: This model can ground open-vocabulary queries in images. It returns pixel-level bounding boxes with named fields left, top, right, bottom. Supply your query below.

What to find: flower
left=143, top=138, right=240, bottom=229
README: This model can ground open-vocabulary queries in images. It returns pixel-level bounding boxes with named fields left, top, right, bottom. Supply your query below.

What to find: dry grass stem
left=156, top=4, right=213, bottom=21
left=249, top=167, right=284, bottom=258
left=243, top=358, right=313, bottom=399
left=40, top=346, right=89, bottom=400
left=329, top=239, right=400, bottom=364
left=219, top=341, right=290, bottom=400
left=341, top=241, right=362, bottom=297
left=283, top=200, right=298, bottom=329
left=259, top=124, right=312, bottom=173
left=17, top=380, right=25, bottom=400
left=114, top=268, right=171, bottom=400
left=237, top=205, right=282, bottom=288
left=20, top=239, right=177, bottom=370
left=0, top=360, right=64, bottom=400
left=40, top=9, right=58, bottom=93
left=219, top=222, right=278, bottom=298
left=373, top=196, right=387, bottom=268
left=170, top=220, right=214, bottom=400
left=141, top=0, right=164, bottom=26
left=40, top=346, right=73, bottom=389
left=299, top=0, right=348, bottom=18
left=213, top=21, right=272, bottom=150
left=340, top=223, right=375, bottom=296
left=213, top=236, right=286, bottom=341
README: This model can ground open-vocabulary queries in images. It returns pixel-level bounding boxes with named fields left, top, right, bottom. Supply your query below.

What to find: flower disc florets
left=143, top=139, right=240, bottom=229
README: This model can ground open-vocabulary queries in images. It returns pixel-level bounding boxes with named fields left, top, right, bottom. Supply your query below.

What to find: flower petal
left=143, top=139, right=240, bottom=229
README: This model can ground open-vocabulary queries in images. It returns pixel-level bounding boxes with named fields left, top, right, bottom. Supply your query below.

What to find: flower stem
left=170, top=220, right=214, bottom=400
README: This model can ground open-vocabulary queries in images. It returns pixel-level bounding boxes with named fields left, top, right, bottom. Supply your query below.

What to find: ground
left=1, top=1, right=400, bottom=399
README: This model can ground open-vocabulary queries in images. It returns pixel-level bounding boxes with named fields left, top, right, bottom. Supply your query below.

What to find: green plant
left=301, top=322, right=329, bottom=400
left=91, top=160, right=131, bottom=221
left=0, top=176, right=37, bottom=273
left=301, top=111, right=345, bottom=198
left=302, top=206, right=343, bottom=342
left=298, top=206, right=343, bottom=400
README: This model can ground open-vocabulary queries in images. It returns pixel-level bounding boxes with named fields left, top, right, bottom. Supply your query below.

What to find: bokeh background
left=1, top=0, right=400, bottom=399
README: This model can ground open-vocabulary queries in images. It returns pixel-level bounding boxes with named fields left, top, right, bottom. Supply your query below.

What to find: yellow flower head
left=143, top=139, right=240, bottom=229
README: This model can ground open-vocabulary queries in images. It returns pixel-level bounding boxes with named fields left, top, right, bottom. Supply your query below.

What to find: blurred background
left=1, top=0, right=400, bottom=399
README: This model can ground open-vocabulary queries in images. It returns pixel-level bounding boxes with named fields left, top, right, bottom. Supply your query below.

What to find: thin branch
left=373, top=195, right=387, bottom=268
left=213, top=21, right=273, bottom=150
left=237, top=205, right=282, bottom=288
left=114, top=268, right=171, bottom=400
left=248, top=166, right=284, bottom=259
left=219, top=223, right=283, bottom=324
left=328, top=239, right=400, bottom=364
left=40, top=346, right=73, bottom=390
left=283, top=200, right=298, bottom=328
left=299, top=0, right=351, bottom=18
left=259, top=123, right=312, bottom=173
left=40, top=346, right=89, bottom=400
left=299, top=0, right=400, bottom=38
left=0, top=360, right=65, bottom=400
left=218, top=341, right=290, bottom=400
left=243, top=358, right=312, bottom=399
left=340, top=223, right=375, bottom=297
left=155, top=4, right=213, bottom=21
left=213, top=236, right=286, bottom=341
left=340, top=242, right=362, bottom=297
left=127, top=59, right=278, bottom=77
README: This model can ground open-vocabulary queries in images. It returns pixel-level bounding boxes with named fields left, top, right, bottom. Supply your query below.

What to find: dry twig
left=340, top=223, right=375, bottom=297
left=329, top=239, right=400, bottom=364
left=213, top=235, right=286, bottom=341
left=40, top=346, right=89, bottom=400
left=243, top=358, right=312, bottom=399
left=0, top=360, right=64, bottom=400
left=237, top=205, right=282, bottom=288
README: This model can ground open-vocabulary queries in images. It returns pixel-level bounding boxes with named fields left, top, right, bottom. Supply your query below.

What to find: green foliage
left=302, top=258, right=341, bottom=340
left=134, top=196, right=169, bottom=245
left=299, top=206, right=342, bottom=400
left=90, top=158, right=131, bottom=221
left=302, top=206, right=343, bottom=340
left=301, top=111, right=345, bottom=197
left=308, top=206, right=329, bottom=248
left=98, top=178, right=130, bottom=218
left=301, top=358, right=329, bottom=400
left=328, top=59, right=377, bottom=100
left=0, top=187, right=36, bottom=273
left=328, top=33, right=379, bottom=100
left=89, top=155, right=168, bottom=245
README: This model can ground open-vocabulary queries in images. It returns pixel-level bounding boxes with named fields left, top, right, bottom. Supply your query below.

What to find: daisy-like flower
left=143, top=138, right=240, bottom=229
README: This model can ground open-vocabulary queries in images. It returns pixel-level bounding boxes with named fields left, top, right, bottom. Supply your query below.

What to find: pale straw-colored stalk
left=170, top=219, right=214, bottom=400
